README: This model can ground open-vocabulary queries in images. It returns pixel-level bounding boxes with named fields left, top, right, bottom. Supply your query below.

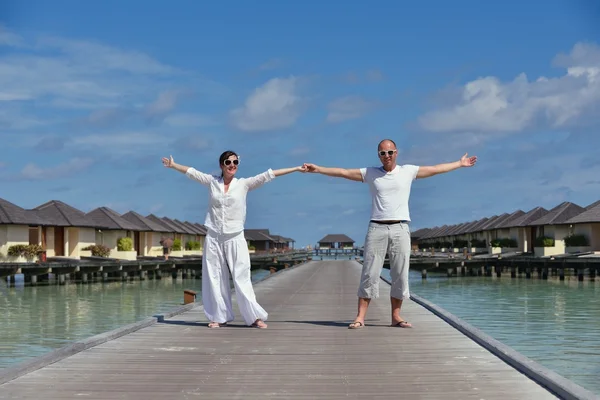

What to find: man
left=303, top=139, right=477, bottom=329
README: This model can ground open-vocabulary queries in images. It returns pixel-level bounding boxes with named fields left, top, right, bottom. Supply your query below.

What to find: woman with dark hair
left=162, top=151, right=305, bottom=329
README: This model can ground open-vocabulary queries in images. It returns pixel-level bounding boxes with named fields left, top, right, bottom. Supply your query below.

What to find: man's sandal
left=392, top=320, right=412, bottom=328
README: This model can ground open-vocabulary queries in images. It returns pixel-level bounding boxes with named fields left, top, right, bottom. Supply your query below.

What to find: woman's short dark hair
left=219, top=150, right=238, bottom=165
left=218, top=150, right=238, bottom=177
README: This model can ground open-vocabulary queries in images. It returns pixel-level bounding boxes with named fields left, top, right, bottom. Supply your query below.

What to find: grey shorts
left=358, top=221, right=411, bottom=299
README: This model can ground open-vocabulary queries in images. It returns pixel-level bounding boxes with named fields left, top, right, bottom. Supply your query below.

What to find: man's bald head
left=378, top=139, right=397, bottom=150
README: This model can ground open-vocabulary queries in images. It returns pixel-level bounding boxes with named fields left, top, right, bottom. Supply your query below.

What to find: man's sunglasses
left=378, top=150, right=396, bottom=157
left=224, top=159, right=239, bottom=166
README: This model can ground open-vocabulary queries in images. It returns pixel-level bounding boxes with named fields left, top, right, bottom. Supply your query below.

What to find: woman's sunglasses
left=224, top=159, right=239, bottom=166
left=378, top=150, right=396, bottom=157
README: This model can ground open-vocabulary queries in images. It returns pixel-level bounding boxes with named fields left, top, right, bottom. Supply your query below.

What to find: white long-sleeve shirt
left=185, top=167, right=276, bottom=235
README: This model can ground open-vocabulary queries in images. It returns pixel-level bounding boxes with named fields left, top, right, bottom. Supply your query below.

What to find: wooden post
left=559, top=268, right=565, bottom=281
left=495, top=265, right=501, bottom=278
left=183, top=289, right=197, bottom=305
left=30, top=275, right=38, bottom=286
left=511, top=267, right=516, bottom=278
left=578, top=269, right=584, bottom=281
left=421, top=269, right=427, bottom=279
left=542, top=268, right=548, bottom=280
left=82, top=273, right=88, bottom=284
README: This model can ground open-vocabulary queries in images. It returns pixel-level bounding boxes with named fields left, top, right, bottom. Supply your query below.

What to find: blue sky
left=1, top=0, right=599, bottom=248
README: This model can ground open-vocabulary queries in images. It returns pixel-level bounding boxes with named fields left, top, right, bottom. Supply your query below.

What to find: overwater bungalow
left=412, top=199, right=600, bottom=257
left=317, top=234, right=355, bottom=251
left=85, top=207, right=145, bottom=260
left=121, top=211, right=173, bottom=257
left=244, top=229, right=276, bottom=253
left=557, top=201, right=600, bottom=254
left=0, top=198, right=48, bottom=262
left=525, top=202, right=587, bottom=257
left=32, top=200, right=98, bottom=259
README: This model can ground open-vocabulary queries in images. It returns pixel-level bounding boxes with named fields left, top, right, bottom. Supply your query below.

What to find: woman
left=162, top=151, right=305, bottom=329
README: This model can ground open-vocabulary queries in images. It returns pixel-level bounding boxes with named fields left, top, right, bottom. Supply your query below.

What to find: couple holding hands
left=162, top=140, right=476, bottom=330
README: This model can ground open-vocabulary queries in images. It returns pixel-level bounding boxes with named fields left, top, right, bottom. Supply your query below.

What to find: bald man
left=304, top=139, right=477, bottom=329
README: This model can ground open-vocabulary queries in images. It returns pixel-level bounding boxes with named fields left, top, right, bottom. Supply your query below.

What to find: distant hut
left=317, top=234, right=355, bottom=251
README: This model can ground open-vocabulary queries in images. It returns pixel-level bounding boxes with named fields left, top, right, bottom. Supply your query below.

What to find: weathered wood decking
left=0, top=260, right=576, bottom=399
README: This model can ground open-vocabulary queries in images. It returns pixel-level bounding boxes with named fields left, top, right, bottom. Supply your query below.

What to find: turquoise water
left=0, top=269, right=270, bottom=368
left=380, top=268, right=600, bottom=395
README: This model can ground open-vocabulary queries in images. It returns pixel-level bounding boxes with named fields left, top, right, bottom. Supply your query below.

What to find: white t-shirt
left=360, top=164, right=420, bottom=221
left=185, top=167, right=276, bottom=234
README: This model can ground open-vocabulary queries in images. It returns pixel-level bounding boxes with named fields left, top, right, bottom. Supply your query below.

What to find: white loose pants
left=202, top=230, right=268, bottom=325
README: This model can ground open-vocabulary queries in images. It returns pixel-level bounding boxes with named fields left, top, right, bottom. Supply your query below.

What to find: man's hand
left=460, top=153, right=477, bottom=167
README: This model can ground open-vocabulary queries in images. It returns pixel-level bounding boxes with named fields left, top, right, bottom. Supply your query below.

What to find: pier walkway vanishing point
left=1, top=260, right=598, bottom=400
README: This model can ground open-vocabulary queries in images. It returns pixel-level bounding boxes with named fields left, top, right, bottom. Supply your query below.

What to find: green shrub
left=172, top=238, right=182, bottom=251
left=7, top=244, right=43, bottom=260
left=185, top=240, right=201, bottom=250
left=248, top=245, right=256, bottom=250
left=491, top=238, right=518, bottom=248
left=82, top=245, right=111, bottom=257
left=564, top=234, right=588, bottom=247
left=117, top=237, right=133, bottom=251
left=534, top=236, right=554, bottom=247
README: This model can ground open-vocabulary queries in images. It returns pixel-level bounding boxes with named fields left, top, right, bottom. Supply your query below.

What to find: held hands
left=161, top=155, right=174, bottom=168
left=302, top=163, right=319, bottom=173
left=459, top=153, right=477, bottom=168
left=297, top=165, right=308, bottom=173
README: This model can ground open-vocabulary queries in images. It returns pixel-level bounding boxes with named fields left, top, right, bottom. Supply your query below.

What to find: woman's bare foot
left=252, top=319, right=267, bottom=329
left=208, top=322, right=226, bottom=328
left=348, top=320, right=365, bottom=329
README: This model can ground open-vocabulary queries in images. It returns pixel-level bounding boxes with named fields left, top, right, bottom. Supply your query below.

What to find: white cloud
left=418, top=42, right=600, bottom=133
left=0, top=27, right=222, bottom=116
left=290, top=146, right=310, bottom=156
left=71, top=132, right=164, bottom=147
left=326, top=95, right=374, bottom=123
left=0, top=26, right=23, bottom=47
left=144, top=90, right=185, bottom=119
left=229, top=77, right=305, bottom=132
left=37, top=36, right=176, bottom=75
left=19, top=158, right=95, bottom=180
left=164, top=113, right=216, bottom=128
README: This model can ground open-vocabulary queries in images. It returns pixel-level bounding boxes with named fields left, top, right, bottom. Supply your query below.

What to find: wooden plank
left=0, top=260, right=562, bottom=399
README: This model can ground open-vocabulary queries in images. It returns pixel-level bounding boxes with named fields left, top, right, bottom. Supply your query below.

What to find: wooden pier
left=2, top=260, right=597, bottom=399
left=0, top=250, right=312, bottom=287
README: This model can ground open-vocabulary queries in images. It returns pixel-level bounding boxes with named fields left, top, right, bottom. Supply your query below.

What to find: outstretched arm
left=416, top=152, right=477, bottom=179
left=303, top=164, right=363, bottom=182
left=272, top=165, right=307, bottom=177
left=161, top=155, right=213, bottom=185
left=162, top=155, right=190, bottom=174
left=245, top=165, right=306, bottom=191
